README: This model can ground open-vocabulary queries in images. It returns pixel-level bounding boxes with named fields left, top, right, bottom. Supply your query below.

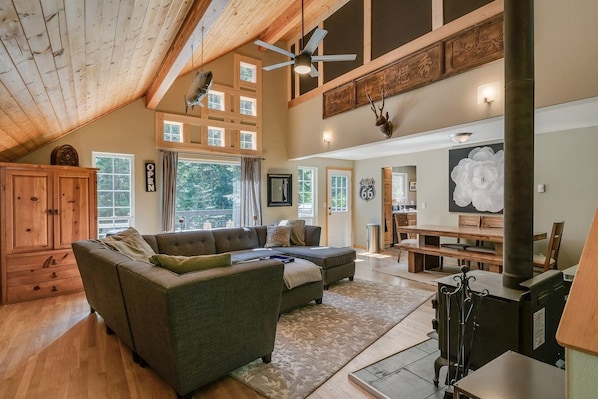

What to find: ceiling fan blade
left=302, top=28, right=328, bottom=54
left=263, top=60, right=295, bottom=71
left=254, top=39, right=296, bottom=59
left=309, top=65, right=319, bottom=78
left=312, top=54, right=357, bottom=62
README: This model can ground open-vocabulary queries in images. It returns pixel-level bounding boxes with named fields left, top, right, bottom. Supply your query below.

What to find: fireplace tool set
left=440, top=266, right=488, bottom=398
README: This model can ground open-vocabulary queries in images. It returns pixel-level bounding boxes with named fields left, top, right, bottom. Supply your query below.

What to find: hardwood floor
left=0, top=249, right=436, bottom=399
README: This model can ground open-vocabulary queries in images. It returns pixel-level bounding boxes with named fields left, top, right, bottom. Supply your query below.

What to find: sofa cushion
left=278, top=219, right=306, bottom=246
left=150, top=253, right=232, bottom=274
left=280, top=246, right=356, bottom=269
left=154, top=230, right=216, bottom=256
left=212, top=227, right=260, bottom=253
left=100, top=227, right=156, bottom=261
left=265, top=225, right=291, bottom=248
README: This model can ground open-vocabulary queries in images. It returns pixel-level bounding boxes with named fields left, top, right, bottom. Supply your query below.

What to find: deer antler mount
left=367, top=89, right=394, bottom=139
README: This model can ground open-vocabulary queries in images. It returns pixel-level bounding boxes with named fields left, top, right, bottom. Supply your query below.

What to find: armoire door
left=54, top=172, right=93, bottom=249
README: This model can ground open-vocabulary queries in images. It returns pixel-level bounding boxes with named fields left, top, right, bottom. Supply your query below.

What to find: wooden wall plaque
left=323, top=82, right=355, bottom=118
left=356, top=44, right=442, bottom=106
left=444, top=15, right=504, bottom=76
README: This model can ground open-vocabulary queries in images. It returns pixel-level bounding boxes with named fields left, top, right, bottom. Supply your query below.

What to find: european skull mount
left=367, top=89, right=394, bottom=139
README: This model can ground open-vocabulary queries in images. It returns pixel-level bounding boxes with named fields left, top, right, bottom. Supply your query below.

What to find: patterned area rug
left=230, top=279, right=435, bottom=399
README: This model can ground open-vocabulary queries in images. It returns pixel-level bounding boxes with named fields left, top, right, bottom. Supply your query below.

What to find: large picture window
left=175, top=159, right=240, bottom=230
left=93, top=152, right=134, bottom=237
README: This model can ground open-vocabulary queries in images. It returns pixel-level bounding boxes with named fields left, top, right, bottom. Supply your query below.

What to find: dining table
left=396, top=224, right=547, bottom=272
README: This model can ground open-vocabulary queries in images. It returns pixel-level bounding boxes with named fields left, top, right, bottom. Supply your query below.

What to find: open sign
left=145, top=162, right=156, bottom=192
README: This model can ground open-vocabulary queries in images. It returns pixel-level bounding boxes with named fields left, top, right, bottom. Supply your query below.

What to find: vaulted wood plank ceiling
left=0, top=0, right=346, bottom=162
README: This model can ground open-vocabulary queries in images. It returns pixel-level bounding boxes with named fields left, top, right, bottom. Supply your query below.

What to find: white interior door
left=327, top=168, right=352, bottom=247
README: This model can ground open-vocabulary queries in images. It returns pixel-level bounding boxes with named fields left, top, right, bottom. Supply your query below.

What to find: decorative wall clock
left=51, top=144, right=79, bottom=166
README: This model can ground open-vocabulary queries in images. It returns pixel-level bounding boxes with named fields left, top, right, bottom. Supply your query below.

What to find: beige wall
left=352, top=126, right=598, bottom=267
left=16, top=42, right=352, bottom=241
left=287, top=0, right=598, bottom=160
left=18, top=100, right=161, bottom=234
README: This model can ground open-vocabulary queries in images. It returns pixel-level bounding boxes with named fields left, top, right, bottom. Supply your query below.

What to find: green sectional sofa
left=71, top=224, right=356, bottom=398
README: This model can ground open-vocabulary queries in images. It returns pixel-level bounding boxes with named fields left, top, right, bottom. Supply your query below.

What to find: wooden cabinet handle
left=34, top=286, right=40, bottom=291
left=51, top=258, right=57, bottom=265
left=43, top=257, right=53, bottom=268
left=52, top=286, right=58, bottom=292
left=51, top=272, right=58, bottom=278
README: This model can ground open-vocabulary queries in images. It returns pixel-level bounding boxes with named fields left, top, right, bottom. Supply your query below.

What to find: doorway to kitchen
left=383, top=166, right=417, bottom=249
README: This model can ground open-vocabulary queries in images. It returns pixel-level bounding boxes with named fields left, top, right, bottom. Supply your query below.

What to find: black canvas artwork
left=448, top=143, right=504, bottom=213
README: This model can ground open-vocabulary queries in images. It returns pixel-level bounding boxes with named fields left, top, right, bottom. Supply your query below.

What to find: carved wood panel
left=356, top=44, right=442, bottom=106
left=444, top=15, right=504, bottom=76
left=323, top=82, right=355, bottom=118
left=323, top=14, right=504, bottom=119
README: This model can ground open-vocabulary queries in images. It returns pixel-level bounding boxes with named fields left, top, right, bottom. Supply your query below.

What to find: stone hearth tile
left=366, top=347, right=430, bottom=378
left=370, top=368, right=441, bottom=399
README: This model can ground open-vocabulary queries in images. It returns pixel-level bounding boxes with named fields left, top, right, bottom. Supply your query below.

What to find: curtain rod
left=158, top=149, right=265, bottom=160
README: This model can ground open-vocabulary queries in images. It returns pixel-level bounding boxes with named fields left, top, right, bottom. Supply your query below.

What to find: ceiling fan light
left=294, top=53, right=311, bottom=74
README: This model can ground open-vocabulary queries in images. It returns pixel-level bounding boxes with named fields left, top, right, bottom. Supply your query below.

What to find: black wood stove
left=432, top=269, right=566, bottom=388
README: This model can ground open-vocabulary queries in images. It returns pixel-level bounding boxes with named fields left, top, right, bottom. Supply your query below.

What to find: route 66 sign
left=359, top=178, right=375, bottom=201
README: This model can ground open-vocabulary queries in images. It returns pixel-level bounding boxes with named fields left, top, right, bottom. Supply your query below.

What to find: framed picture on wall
left=409, top=181, right=417, bottom=191
left=448, top=143, right=504, bottom=213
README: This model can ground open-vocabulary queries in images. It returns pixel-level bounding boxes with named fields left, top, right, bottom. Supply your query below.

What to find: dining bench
left=398, top=242, right=503, bottom=273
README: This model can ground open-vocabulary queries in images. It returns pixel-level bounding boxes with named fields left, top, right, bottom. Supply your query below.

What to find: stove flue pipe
left=502, top=0, right=535, bottom=289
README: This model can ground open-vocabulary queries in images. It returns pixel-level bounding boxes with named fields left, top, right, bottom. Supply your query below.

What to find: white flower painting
left=449, top=145, right=504, bottom=213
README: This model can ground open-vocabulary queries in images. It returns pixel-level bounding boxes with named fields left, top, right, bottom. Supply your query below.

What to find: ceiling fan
left=255, top=0, right=356, bottom=77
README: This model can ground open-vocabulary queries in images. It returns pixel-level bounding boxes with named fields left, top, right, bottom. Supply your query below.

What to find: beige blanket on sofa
left=283, top=258, right=322, bottom=289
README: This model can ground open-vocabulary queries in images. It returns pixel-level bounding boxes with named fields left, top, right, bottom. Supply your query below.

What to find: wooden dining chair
left=534, top=221, right=565, bottom=272
left=395, top=215, right=418, bottom=262
left=464, top=215, right=503, bottom=269
left=439, top=215, right=481, bottom=269
left=481, top=215, right=503, bottom=229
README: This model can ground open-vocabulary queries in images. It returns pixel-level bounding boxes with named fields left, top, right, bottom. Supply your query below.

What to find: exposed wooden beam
left=258, top=0, right=349, bottom=46
left=145, top=0, right=216, bottom=109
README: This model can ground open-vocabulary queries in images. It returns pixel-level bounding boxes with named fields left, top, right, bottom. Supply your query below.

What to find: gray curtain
left=240, top=157, right=262, bottom=226
left=161, top=150, right=178, bottom=232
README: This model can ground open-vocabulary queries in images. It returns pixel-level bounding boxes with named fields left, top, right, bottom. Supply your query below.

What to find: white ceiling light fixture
left=450, top=132, right=473, bottom=143
left=294, top=53, right=312, bottom=75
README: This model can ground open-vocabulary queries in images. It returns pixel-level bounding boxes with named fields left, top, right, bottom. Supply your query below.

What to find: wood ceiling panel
left=0, top=0, right=365, bottom=161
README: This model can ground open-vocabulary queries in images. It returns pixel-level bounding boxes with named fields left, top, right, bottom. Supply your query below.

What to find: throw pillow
left=100, top=227, right=156, bottom=262
left=278, top=219, right=306, bottom=246
left=264, top=225, right=291, bottom=248
left=150, top=253, right=232, bottom=274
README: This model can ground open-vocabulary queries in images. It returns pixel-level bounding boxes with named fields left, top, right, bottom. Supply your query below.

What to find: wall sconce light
left=478, top=82, right=499, bottom=104
left=322, top=131, right=332, bottom=144
left=450, top=132, right=473, bottom=144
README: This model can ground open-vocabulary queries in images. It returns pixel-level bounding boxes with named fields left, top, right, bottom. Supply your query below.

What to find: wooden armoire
left=0, top=163, right=97, bottom=304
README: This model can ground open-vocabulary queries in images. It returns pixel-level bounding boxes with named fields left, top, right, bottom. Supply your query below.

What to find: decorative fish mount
left=184, top=70, right=213, bottom=114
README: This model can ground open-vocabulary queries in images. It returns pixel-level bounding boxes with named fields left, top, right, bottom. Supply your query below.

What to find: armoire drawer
left=7, top=264, right=80, bottom=286
left=5, top=250, right=77, bottom=273
left=6, top=276, right=83, bottom=303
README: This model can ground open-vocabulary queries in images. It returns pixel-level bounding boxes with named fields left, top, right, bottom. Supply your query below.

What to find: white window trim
left=92, top=152, right=135, bottom=236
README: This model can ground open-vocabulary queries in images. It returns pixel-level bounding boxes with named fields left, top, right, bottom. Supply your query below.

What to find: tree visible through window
left=175, top=160, right=240, bottom=230
left=93, top=153, right=134, bottom=237
left=298, top=167, right=316, bottom=224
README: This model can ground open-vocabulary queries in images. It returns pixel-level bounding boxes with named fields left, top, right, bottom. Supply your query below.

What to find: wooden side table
left=453, top=351, right=565, bottom=399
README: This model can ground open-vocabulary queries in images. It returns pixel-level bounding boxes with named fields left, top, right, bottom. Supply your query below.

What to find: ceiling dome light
left=294, top=53, right=312, bottom=74
left=450, top=132, right=473, bottom=143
